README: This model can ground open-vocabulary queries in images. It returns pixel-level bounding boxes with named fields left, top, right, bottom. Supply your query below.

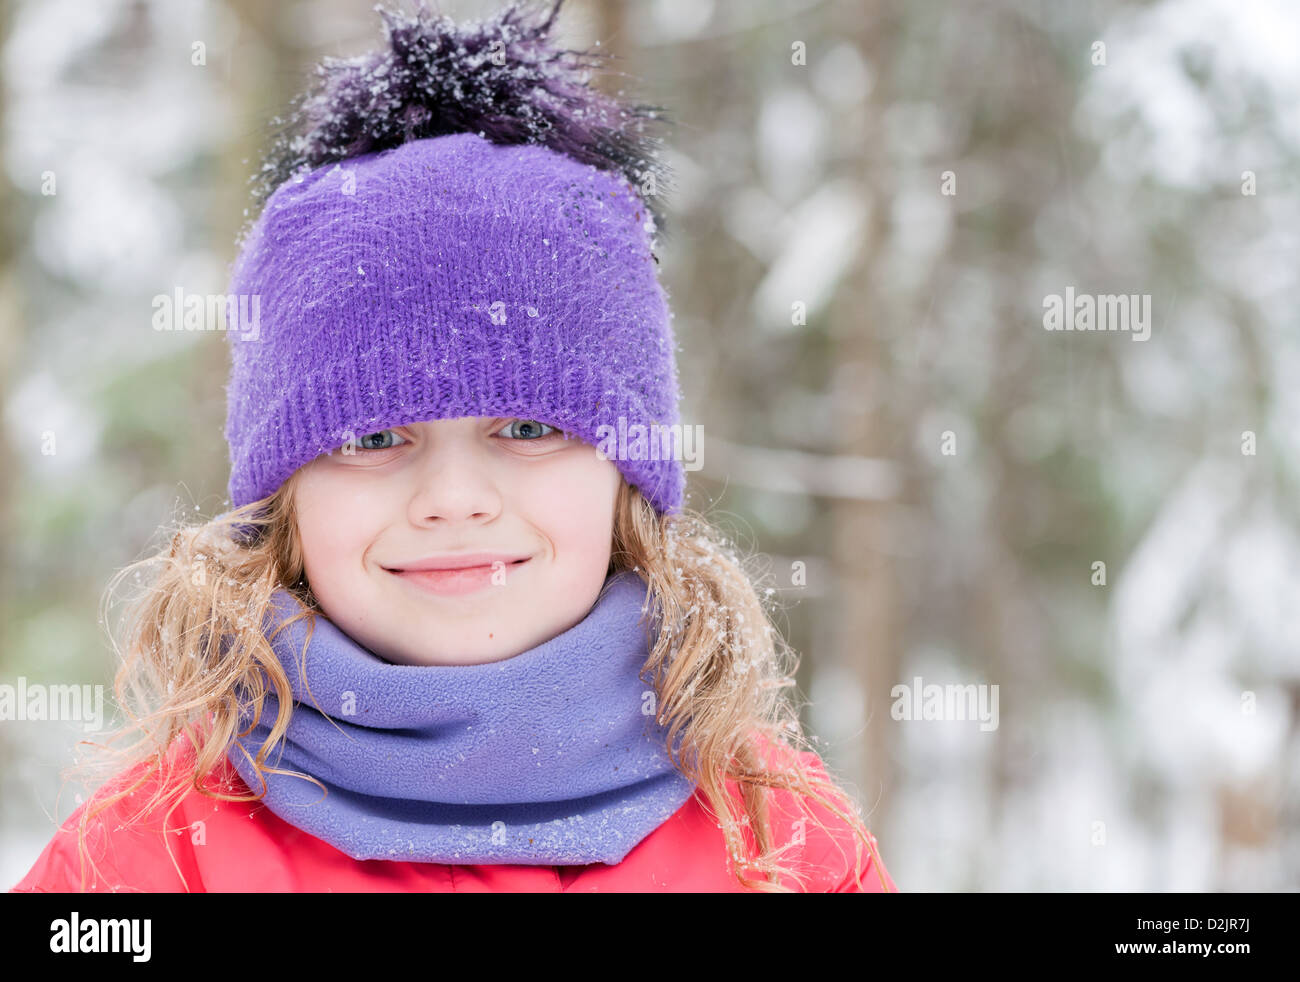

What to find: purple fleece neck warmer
left=224, top=570, right=697, bottom=866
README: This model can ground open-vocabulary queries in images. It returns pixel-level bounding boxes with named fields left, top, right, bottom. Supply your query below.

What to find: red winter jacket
left=10, top=734, right=897, bottom=893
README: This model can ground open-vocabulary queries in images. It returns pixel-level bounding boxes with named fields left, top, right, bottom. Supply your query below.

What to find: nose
left=405, top=437, right=503, bottom=527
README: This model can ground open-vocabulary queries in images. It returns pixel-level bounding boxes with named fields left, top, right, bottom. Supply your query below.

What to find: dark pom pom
left=248, top=0, right=673, bottom=234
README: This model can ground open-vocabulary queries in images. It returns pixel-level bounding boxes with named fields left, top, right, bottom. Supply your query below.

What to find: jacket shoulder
left=10, top=747, right=209, bottom=894
left=747, top=732, right=898, bottom=893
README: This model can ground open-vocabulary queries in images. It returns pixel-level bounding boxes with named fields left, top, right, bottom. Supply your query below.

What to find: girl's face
left=291, top=417, right=622, bottom=666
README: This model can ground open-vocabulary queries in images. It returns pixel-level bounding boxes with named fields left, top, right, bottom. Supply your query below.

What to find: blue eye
left=497, top=419, right=558, bottom=440
left=356, top=429, right=407, bottom=451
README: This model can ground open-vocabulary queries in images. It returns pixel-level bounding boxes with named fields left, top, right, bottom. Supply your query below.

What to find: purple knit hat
left=223, top=0, right=685, bottom=515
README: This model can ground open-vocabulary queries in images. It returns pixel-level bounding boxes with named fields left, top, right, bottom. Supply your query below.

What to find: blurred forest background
left=2, top=0, right=1297, bottom=891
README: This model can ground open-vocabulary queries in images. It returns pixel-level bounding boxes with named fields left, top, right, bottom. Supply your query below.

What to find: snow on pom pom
left=249, top=0, right=673, bottom=228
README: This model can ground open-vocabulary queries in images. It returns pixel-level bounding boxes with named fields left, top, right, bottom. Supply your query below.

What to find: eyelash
left=352, top=420, right=560, bottom=451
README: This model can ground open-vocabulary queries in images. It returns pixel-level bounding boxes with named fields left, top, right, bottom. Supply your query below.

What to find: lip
left=385, top=552, right=533, bottom=572
left=384, top=554, right=532, bottom=597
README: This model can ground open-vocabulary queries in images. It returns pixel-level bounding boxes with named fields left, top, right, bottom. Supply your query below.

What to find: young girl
left=11, top=0, right=896, bottom=894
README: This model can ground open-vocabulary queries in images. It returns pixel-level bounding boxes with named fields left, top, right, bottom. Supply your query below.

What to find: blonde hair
left=61, top=469, right=891, bottom=892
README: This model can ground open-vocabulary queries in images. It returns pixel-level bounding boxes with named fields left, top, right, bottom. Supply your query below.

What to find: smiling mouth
left=383, top=557, right=531, bottom=573
left=384, top=558, right=531, bottom=596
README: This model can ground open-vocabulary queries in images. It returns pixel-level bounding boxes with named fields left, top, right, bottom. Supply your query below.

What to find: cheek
left=553, top=457, right=618, bottom=548
left=293, top=469, right=379, bottom=581
left=522, top=450, right=620, bottom=551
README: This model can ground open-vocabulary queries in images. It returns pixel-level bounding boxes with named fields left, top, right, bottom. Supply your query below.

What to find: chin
left=387, top=630, right=528, bottom=667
